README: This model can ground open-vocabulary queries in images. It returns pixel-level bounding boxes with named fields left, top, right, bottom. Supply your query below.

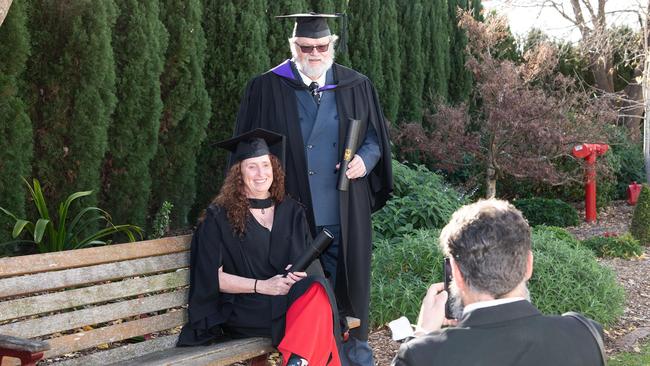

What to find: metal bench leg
left=0, top=349, right=44, bottom=366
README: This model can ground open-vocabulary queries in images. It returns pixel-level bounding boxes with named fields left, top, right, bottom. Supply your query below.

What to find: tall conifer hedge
left=101, top=0, right=168, bottom=229
left=151, top=0, right=210, bottom=228
left=397, top=1, right=424, bottom=123
left=378, top=0, right=401, bottom=124
left=27, top=0, right=117, bottom=209
left=0, top=0, right=30, bottom=246
left=447, top=0, right=474, bottom=103
left=191, top=0, right=269, bottom=222
left=347, top=0, right=383, bottom=95
left=422, top=0, right=451, bottom=103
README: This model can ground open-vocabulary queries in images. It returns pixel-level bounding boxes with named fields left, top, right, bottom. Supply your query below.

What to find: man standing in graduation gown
left=233, top=13, right=393, bottom=366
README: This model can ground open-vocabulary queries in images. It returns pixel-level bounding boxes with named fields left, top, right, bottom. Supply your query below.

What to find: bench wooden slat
left=0, top=252, right=189, bottom=298
left=43, top=310, right=186, bottom=359
left=0, top=271, right=188, bottom=322
left=0, top=235, right=191, bottom=278
left=0, top=290, right=188, bottom=338
left=118, top=337, right=273, bottom=366
left=50, top=335, right=179, bottom=366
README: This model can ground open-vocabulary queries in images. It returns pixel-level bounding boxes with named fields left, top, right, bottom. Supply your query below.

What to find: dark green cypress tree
left=0, top=0, right=31, bottom=247
left=397, top=0, right=424, bottom=123
left=378, top=0, right=401, bottom=125
left=151, top=0, right=211, bottom=228
left=422, top=0, right=450, bottom=104
left=191, top=0, right=269, bottom=222
left=347, top=0, right=383, bottom=94
left=27, top=0, right=117, bottom=209
left=268, top=0, right=308, bottom=65
left=100, top=0, right=168, bottom=229
left=448, top=0, right=482, bottom=103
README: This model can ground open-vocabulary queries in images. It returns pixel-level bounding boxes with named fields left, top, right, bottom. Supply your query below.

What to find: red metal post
left=584, top=153, right=597, bottom=222
left=572, top=144, right=609, bottom=223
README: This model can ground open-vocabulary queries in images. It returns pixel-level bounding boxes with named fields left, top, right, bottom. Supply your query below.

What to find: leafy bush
left=631, top=184, right=650, bottom=245
left=497, top=151, right=618, bottom=208
left=608, top=127, right=646, bottom=199
left=514, top=197, right=579, bottom=227
left=371, top=229, right=443, bottom=327
left=581, top=233, right=643, bottom=259
left=530, top=227, right=624, bottom=326
left=149, top=201, right=174, bottom=239
left=0, top=178, right=142, bottom=253
left=369, top=226, right=625, bottom=328
left=535, top=225, right=580, bottom=247
left=372, top=161, right=465, bottom=239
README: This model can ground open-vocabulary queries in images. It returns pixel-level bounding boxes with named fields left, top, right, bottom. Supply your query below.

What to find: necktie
left=309, top=82, right=321, bottom=105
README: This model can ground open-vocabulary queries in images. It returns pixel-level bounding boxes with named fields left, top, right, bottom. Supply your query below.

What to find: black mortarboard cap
left=216, top=128, right=286, bottom=166
left=276, top=12, right=341, bottom=38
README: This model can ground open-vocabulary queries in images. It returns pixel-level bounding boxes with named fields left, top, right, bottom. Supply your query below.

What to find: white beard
left=295, top=55, right=334, bottom=79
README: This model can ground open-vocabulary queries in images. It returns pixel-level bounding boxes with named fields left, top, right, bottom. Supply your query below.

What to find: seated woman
left=177, top=128, right=342, bottom=366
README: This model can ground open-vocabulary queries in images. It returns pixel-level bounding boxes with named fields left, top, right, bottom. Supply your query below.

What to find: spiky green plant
left=0, top=178, right=142, bottom=253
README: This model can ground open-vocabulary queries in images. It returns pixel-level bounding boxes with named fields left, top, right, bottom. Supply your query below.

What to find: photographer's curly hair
left=209, top=154, right=285, bottom=236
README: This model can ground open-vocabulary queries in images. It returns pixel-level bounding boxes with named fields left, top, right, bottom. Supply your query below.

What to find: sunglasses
left=295, top=42, right=330, bottom=53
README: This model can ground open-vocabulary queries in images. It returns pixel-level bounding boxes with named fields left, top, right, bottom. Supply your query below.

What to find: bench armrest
left=0, top=334, right=50, bottom=353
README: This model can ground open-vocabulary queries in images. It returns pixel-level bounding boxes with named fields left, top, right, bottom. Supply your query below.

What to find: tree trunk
left=623, top=66, right=644, bottom=140
left=642, top=55, right=650, bottom=184
left=0, top=0, right=12, bottom=27
left=485, top=165, right=497, bottom=198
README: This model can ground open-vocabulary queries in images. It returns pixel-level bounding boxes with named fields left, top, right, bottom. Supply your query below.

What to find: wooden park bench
left=0, top=235, right=359, bottom=366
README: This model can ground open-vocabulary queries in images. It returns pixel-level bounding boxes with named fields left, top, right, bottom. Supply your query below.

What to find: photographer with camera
left=392, top=199, right=606, bottom=366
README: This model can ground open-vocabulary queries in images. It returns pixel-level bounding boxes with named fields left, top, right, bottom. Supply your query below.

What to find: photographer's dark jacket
left=391, top=300, right=603, bottom=366
left=177, top=197, right=339, bottom=347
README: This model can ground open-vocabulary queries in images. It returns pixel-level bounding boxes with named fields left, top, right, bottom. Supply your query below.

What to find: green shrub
left=0, top=178, right=142, bottom=253
left=631, top=184, right=650, bottom=246
left=497, top=150, right=618, bottom=208
left=581, top=234, right=643, bottom=259
left=369, top=226, right=625, bottom=328
left=535, top=225, right=580, bottom=247
left=608, top=126, right=646, bottom=200
left=372, top=161, right=464, bottom=239
left=514, top=197, right=579, bottom=227
left=149, top=201, right=174, bottom=240
left=371, top=229, right=443, bottom=327
left=530, top=227, right=625, bottom=326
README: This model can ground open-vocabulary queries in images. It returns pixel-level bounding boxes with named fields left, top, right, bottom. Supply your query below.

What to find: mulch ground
left=368, top=200, right=650, bottom=365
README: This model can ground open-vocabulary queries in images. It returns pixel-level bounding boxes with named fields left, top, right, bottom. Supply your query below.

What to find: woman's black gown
left=177, top=196, right=340, bottom=347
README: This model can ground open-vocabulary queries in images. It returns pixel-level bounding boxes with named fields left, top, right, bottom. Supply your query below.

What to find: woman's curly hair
left=209, top=154, right=285, bottom=235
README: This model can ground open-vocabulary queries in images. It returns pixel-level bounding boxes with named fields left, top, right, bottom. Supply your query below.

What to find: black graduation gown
left=177, top=197, right=340, bottom=347
left=233, top=60, right=393, bottom=340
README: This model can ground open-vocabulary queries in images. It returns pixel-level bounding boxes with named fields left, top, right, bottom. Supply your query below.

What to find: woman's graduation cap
left=216, top=128, right=286, bottom=167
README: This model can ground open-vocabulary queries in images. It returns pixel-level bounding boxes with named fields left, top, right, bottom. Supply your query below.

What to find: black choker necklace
left=249, top=198, right=274, bottom=214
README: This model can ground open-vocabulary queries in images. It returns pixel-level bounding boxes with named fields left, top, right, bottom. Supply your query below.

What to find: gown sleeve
left=177, top=206, right=234, bottom=346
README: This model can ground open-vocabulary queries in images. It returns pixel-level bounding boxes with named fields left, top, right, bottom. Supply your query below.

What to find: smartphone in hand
left=443, top=257, right=455, bottom=319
